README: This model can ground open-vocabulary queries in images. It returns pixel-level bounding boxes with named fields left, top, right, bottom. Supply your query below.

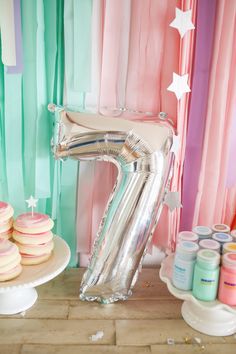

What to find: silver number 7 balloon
left=49, top=104, right=174, bottom=304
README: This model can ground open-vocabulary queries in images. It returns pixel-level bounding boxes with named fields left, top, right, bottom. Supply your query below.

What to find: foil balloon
left=49, top=104, right=174, bottom=304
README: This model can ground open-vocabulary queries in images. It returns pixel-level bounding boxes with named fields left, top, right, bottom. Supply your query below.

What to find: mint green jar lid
left=196, top=249, right=220, bottom=269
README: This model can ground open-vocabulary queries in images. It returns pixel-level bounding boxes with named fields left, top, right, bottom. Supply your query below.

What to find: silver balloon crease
left=49, top=104, right=174, bottom=304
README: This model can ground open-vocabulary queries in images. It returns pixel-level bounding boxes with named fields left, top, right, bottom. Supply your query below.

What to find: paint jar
left=212, top=233, right=233, bottom=254
left=230, top=230, right=236, bottom=242
left=192, top=226, right=212, bottom=240
left=222, top=242, right=236, bottom=254
left=218, top=253, right=236, bottom=306
left=192, top=249, right=220, bottom=301
left=177, top=231, right=199, bottom=244
left=199, top=239, right=220, bottom=253
left=212, top=223, right=230, bottom=233
left=172, top=241, right=199, bottom=291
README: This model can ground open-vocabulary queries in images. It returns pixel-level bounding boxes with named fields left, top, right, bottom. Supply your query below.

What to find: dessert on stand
left=0, top=235, right=70, bottom=315
left=160, top=254, right=236, bottom=336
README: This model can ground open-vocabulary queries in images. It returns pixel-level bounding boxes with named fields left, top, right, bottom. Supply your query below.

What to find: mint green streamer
left=4, top=72, right=25, bottom=215
left=63, top=0, right=92, bottom=266
left=0, top=0, right=78, bottom=267
left=73, top=0, right=92, bottom=92
left=0, top=40, right=8, bottom=201
left=21, top=0, right=37, bottom=199
left=0, top=0, right=91, bottom=267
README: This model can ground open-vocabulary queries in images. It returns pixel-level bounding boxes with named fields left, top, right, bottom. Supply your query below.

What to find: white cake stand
left=160, top=254, right=236, bottom=336
left=0, top=235, right=70, bottom=315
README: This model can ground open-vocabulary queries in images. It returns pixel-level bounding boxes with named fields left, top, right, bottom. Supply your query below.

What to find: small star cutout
left=170, top=8, right=195, bottom=38
left=164, top=191, right=182, bottom=212
left=167, top=73, right=191, bottom=100
left=25, top=195, right=38, bottom=209
left=170, top=135, right=180, bottom=156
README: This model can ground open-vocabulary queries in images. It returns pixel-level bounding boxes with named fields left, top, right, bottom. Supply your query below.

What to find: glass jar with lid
left=192, top=249, right=220, bottom=301
left=172, top=241, right=199, bottom=291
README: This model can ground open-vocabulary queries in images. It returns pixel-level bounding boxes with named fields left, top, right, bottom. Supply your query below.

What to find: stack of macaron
left=0, top=201, right=14, bottom=240
left=0, top=239, right=22, bottom=281
left=13, top=212, right=54, bottom=265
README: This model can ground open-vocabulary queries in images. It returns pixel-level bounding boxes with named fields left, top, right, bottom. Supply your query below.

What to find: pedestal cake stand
left=160, top=254, right=236, bottom=336
left=0, top=235, right=70, bottom=315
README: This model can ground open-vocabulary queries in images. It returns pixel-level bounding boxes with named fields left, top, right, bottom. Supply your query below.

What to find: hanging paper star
left=25, top=195, right=38, bottom=216
left=170, top=135, right=180, bottom=156
left=167, top=73, right=191, bottom=100
left=170, top=8, right=195, bottom=38
left=164, top=192, right=182, bottom=212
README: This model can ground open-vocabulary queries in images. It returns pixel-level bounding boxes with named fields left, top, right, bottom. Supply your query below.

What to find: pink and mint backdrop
left=0, top=0, right=235, bottom=267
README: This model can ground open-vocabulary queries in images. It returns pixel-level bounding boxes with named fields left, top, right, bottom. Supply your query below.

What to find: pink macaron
left=0, top=239, right=22, bottom=281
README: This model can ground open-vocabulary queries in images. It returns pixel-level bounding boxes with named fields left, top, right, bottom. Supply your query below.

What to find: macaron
left=20, top=252, right=52, bottom=265
left=0, top=218, right=13, bottom=233
left=14, top=240, right=54, bottom=256
left=0, top=239, right=22, bottom=281
left=13, top=212, right=54, bottom=266
left=0, top=201, right=14, bottom=222
left=0, top=228, right=13, bottom=240
left=0, top=264, right=22, bottom=282
left=0, top=202, right=14, bottom=240
left=13, top=213, right=54, bottom=234
left=12, top=230, right=53, bottom=245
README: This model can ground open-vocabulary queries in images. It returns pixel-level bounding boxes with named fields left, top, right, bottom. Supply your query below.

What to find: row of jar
left=179, top=224, right=236, bottom=250
left=172, top=239, right=236, bottom=306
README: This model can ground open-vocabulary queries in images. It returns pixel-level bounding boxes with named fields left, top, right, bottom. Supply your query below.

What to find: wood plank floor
left=0, top=268, right=236, bottom=353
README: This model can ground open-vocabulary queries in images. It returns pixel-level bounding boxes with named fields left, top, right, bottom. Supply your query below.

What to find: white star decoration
left=170, top=8, right=195, bottom=38
left=164, top=192, right=182, bottom=212
left=25, top=196, right=38, bottom=215
left=170, top=135, right=180, bottom=156
left=167, top=73, right=191, bottom=100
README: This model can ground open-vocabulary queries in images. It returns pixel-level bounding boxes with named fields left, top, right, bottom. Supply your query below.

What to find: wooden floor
left=0, top=268, right=236, bottom=354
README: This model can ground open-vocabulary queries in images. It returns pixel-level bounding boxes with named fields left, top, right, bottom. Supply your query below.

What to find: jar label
left=224, top=281, right=236, bottom=288
left=200, top=278, right=215, bottom=284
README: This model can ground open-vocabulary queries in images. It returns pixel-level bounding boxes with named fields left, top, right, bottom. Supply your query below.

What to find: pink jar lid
left=212, top=223, right=230, bottom=233
left=222, top=253, right=236, bottom=270
left=177, top=231, right=199, bottom=243
left=230, top=230, right=236, bottom=239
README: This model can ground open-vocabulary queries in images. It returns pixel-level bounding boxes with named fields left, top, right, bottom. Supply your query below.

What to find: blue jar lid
left=176, top=241, right=199, bottom=260
left=212, top=232, right=233, bottom=243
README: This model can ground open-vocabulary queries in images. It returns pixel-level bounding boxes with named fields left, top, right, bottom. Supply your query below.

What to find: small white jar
left=192, top=226, right=212, bottom=240
left=172, top=241, right=199, bottom=291
left=177, top=231, right=199, bottom=244
left=199, top=238, right=221, bottom=253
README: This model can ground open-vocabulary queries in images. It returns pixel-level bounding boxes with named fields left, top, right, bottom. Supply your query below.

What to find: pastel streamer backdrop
left=0, top=0, right=236, bottom=266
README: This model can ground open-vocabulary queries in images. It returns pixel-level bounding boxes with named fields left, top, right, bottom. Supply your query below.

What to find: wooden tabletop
left=0, top=268, right=236, bottom=354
